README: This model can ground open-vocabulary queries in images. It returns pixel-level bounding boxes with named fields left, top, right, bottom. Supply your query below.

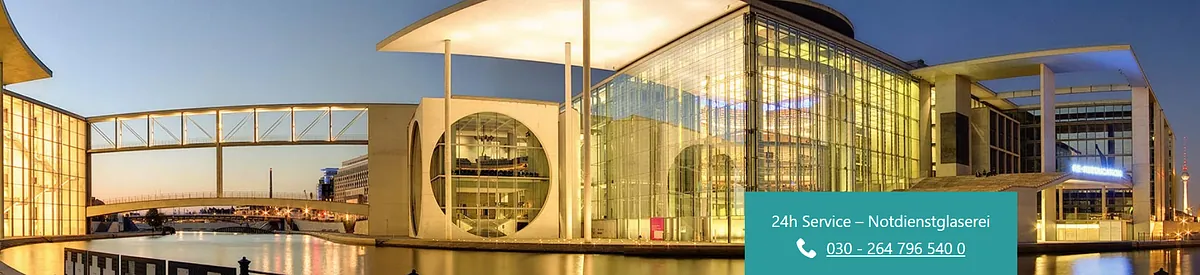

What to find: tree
left=145, top=208, right=166, bottom=231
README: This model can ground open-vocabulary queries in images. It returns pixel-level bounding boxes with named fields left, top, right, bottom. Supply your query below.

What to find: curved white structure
left=410, top=96, right=562, bottom=239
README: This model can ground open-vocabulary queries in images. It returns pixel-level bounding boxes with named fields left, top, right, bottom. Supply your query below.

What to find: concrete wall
left=1132, top=87, right=1152, bottom=237
left=294, top=219, right=346, bottom=233
left=411, top=97, right=562, bottom=239
left=367, top=105, right=418, bottom=236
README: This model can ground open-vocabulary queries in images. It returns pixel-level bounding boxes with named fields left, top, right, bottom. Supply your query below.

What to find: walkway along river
left=0, top=232, right=745, bottom=275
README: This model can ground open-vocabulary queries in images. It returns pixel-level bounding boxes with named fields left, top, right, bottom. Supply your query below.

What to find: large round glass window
left=430, top=112, right=550, bottom=237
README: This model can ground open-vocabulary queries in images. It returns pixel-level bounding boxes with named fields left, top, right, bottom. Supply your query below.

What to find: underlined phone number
left=826, top=242, right=966, bottom=256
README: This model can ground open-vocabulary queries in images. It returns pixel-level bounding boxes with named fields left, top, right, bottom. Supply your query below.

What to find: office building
left=334, top=155, right=368, bottom=204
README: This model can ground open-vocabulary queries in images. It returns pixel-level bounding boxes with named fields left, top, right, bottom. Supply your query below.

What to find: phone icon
left=796, top=237, right=817, bottom=259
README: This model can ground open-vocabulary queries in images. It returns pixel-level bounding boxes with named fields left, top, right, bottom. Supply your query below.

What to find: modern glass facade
left=2, top=91, right=88, bottom=237
left=586, top=10, right=920, bottom=243
left=432, top=112, right=550, bottom=237
left=1014, top=104, right=1135, bottom=174
left=1012, top=103, right=1137, bottom=220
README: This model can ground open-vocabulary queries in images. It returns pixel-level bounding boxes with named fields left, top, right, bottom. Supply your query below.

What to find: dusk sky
left=3, top=1, right=1198, bottom=204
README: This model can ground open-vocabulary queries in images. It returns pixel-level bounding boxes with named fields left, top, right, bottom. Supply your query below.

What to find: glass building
left=585, top=3, right=920, bottom=242
left=1011, top=101, right=1174, bottom=222
left=2, top=90, right=88, bottom=237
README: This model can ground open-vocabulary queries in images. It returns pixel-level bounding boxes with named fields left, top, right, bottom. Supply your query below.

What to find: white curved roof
left=377, top=0, right=746, bottom=70
left=0, top=0, right=52, bottom=85
left=911, top=45, right=1148, bottom=87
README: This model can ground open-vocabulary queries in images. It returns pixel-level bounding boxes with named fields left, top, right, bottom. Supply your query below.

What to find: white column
left=1154, top=107, right=1166, bottom=220
left=918, top=80, right=932, bottom=177
left=1132, top=86, right=1152, bottom=238
left=561, top=41, right=576, bottom=239
left=933, top=74, right=971, bottom=176
left=1017, top=188, right=1038, bottom=243
left=1102, top=186, right=1108, bottom=219
left=1039, top=64, right=1056, bottom=173
left=581, top=0, right=593, bottom=242
left=443, top=39, right=454, bottom=239
left=1039, top=64, right=1056, bottom=241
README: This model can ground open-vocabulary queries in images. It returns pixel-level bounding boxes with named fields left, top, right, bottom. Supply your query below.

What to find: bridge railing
left=97, top=191, right=314, bottom=205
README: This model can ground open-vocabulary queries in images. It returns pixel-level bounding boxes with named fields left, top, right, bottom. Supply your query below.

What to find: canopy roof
left=0, top=0, right=51, bottom=85
left=911, top=45, right=1148, bottom=87
left=377, top=0, right=746, bottom=70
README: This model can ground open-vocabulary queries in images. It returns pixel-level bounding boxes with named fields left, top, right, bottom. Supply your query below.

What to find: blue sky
left=4, top=1, right=1199, bottom=203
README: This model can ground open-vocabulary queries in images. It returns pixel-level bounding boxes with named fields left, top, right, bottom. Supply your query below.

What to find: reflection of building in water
left=334, top=155, right=368, bottom=203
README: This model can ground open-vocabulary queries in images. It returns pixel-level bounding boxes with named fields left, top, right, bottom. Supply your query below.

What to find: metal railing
left=66, top=248, right=415, bottom=275
left=98, top=191, right=313, bottom=205
left=65, top=248, right=286, bottom=275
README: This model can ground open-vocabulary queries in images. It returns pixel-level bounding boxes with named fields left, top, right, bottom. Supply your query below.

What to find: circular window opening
left=430, top=112, right=550, bottom=237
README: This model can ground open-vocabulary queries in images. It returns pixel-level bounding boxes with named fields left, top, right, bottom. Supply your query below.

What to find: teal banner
left=746, top=192, right=1015, bottom=274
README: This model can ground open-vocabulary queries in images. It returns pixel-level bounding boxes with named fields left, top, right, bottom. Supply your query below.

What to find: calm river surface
left=0, top=232, right=744, bottom=275
left=1020, top=250, right=1199, bottom=275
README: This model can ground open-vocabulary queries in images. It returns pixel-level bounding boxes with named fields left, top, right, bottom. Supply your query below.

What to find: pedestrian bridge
left=87, top=192, right=368, bottom=217
left=86, top=103, right=411, bottom=154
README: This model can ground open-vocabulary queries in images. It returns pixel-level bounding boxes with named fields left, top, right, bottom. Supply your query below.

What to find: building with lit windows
left=377, top=0, right=1179, bottom=244
left=381, top=0, right=924, bottom=242
left=0, top=2, right=87, bottom=238
left=911, top=46, right=1177, bottom=242
left=0, top=0, right=1180, bottom=245
left=333, top=155, right=368, bottom=204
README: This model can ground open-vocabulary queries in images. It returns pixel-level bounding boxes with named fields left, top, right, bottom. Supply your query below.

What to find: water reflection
left=1022, top=249, right=1194, bottom=275
left=0, top=232, right=744, bottom=275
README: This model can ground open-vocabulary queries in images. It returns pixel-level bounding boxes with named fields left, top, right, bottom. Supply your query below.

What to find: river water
left=0, top=232, right=745, bottom=275
left=1020, top=250, right=1196, bottom=275
left=12, top=233, right=1196, bottom=275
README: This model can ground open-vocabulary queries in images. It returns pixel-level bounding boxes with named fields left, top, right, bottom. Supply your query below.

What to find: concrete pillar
left=1154, top=107, right=1166, bottom=220
left=934, top=74, right=971, bottom=176
left=1037, top=64, right=1058, bottom=241
left=1040, top=64, right=1056, bottom=173
left=560, top=41, right=579, bottom=239
left=1041, top=186, right=1057, bottom=241
left=216, top=110, right=223, bottom=198
left=1101, top=186, right=1107, bottom=219
left=1057, top=186, right=1064, bottom=220
left=1132, top=86, right=1152, bottom=237
left=1017, top=188, right=1038, bottom=243
left=443, top=39, right=454, bottom=239
left=581, top=0, right=593, bottom=242
left=367, top=105, right=417, bottom=237
left=917, top=80, right=933, bottom=177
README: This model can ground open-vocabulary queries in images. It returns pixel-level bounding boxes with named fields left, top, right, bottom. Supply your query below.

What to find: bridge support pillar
left=217, top=144, right=224, bottom=198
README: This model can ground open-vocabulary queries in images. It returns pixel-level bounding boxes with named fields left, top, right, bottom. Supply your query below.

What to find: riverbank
left=293, top=231, right=744, bottom=258
left=0, top=232, right=161, bottom=275
left=1019, top=240, right=1200, bottom=255
left=1, top=232, right=161, bottom=249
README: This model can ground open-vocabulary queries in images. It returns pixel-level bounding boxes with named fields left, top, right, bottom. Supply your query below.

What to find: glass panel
left=2, top=92, right=87, bottom=237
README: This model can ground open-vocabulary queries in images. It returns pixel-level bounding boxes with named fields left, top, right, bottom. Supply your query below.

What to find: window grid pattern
left=589, top=13, right=747, bottom=242
left=753, top=15, right=920, bottom=193
left=3, top=93, right=87, bottom=237
left=431, top=112, right=549, bottom=237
